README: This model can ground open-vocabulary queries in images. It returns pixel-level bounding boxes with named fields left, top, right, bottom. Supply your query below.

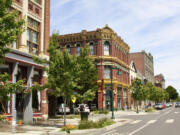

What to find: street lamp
left=110, top=66, right=122, bottom=119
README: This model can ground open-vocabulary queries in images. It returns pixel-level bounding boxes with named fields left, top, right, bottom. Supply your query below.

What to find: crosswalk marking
left=101, top=130, right=117, bottom=135
left=131, top=120, right=142, bottom=124
left=147, top=120, right=157, bottom=124
left=165, top=119, right=174, bottom=123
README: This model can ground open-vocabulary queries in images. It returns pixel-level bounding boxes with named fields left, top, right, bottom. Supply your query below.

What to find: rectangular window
left=104, top=67, right=111, bottom=79
left=90, top=45, right=94, bottom=55
left=11, top=41, right=17, bottom=49
left=32, top=31, right=38, bottom=43
left=27, top=17, right=40, bottom=55
left=27, top=29, right=31, bottom=41
left=34, top=0, right=40, bottom=4
left=104, top=44, right=110, bottom=55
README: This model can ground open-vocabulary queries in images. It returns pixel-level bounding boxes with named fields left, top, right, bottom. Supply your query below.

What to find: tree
left=33, top=34, right=98, bottom=125
left=48, top=33, right=79, bottom=125
left=34, top=33, right=78, bottom=126
left=0, top=0, right=24, bottom=63
left=75, top=46, right=98, bottom=103
left=144, top=82, right=156, bottom=101
left=166, top=85, right=178, bottom=101
left=0, top=73, right=24, bottom=113
left=144, top=82, right=169, bottom=103
left=131, top=78, right=145, bottom=113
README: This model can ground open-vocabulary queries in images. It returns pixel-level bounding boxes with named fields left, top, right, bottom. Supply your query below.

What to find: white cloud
left=51, top=0, right=180, bottom=92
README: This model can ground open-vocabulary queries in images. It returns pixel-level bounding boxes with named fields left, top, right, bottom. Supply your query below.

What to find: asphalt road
left=92, top=107, right=180, bottom=135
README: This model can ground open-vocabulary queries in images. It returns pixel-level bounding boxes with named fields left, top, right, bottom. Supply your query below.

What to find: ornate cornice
left=97, top=79, right=130, bottom=88
left=93, top=56, right=130, bottom=69
left=59, top=25, right=130, bottom=53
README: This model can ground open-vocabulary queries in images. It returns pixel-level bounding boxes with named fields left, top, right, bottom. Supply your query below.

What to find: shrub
left=0, top=115, right=6, bottom=121
left=78, top=118, right=115, bottom=129
left=93, top=110, right=109, bottom=114
left=61, top=124, right=77, bottom=132
left=97, top=118, right=115, bottom=127
left=58, top=115, right=80, bottom=119
left=79, top=120, right=97, bottom=129
left=145, top=108, right=156, bottom=112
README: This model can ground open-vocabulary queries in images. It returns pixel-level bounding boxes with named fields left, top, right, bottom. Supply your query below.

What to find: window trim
left=104, top=41, right=110, bottom=56
left=104, top=66, right=111, bottom=79
left=89, top=42, right=94, bottom=55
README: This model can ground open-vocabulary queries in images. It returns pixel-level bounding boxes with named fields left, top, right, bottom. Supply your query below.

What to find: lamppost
left=110, top=66, right=122, bottom=119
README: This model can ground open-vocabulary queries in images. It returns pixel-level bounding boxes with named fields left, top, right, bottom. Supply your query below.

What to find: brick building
left=130, top=50, right=154, bottom=84
left=58, top=25, right=130, bottom=110
left=0, top=0, right=50, bottom=124
left=155, top=74, right=165, bottom=89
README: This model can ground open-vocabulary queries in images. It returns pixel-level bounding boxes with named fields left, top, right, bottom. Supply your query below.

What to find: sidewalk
left=0, top=110, right=149, bottom=135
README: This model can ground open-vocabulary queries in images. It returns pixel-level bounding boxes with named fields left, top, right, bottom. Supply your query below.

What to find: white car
left=75, top=104, right=90, bottom=113
left=57, top=104, right=70, bottom=114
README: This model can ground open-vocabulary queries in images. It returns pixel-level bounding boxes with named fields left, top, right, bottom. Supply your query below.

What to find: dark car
left=175, top=102, right=180, bottom=108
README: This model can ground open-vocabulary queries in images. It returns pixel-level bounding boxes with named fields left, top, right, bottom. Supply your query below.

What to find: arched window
left=90, top=42, right=94, bottom=55
left=76, top=44, right=80, bottom=56
left=67, top=45, right=71, bottom=54
left=104, top=41, right=110, bottom=56
left=104, top=66, right=111, bottom=79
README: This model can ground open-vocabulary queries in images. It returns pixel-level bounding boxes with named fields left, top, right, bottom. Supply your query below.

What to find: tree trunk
left=0, top=99, right=6, bottom=114
left=136, top=100, right=139, bottom=113
left=64, top=97, right=67, bottom=126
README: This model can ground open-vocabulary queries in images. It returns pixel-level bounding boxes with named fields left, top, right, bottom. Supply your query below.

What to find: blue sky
left=50, top=0, right=180, bottom=93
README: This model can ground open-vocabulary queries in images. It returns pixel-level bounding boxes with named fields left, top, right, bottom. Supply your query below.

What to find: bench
left=1, top=113, right=12, bottom=121
left=33, top=112, right=43, bottom=123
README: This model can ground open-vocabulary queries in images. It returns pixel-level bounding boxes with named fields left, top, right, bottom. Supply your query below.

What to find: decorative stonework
left=93, top=56, right=130, bottom=69
left=59, top=25, right=130, bottom=53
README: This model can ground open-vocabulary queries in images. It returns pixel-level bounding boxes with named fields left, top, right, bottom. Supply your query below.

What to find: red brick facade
left=58, top=26, right=130, bottom=110
left=130, top=51, right=154, bottom=83
left=130, top=53, right=145, bottom=75
left=44, top=0, right=50, bottom=55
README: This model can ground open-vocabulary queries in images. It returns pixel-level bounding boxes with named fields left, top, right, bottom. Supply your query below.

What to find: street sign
left=72, top=96, right=76, bottom=103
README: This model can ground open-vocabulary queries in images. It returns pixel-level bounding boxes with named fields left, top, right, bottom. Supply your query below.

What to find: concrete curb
left=55, top=118, right=132, bottom=135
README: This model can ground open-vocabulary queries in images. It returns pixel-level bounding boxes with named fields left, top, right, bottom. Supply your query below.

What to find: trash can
left=80, top=112, right=89, bottom=121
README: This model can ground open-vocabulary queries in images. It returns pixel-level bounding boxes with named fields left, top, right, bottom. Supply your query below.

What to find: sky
left=50, top=0, right=180, bottom=93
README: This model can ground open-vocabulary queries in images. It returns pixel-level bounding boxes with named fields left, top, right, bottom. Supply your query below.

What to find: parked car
left=165, top=102, right=172, bottom=108
left=74, top=104, right=90, bottom=113
left=175, top=102, right=180, bottom=108
left=56, top=104, right=70, bottom=114
left=154, top=103, right=164, bottom=110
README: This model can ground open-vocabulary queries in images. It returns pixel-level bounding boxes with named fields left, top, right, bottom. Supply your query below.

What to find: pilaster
left=12, top=62, right=18, bottom=126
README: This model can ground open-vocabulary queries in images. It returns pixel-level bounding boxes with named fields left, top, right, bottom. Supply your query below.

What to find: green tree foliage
left=166, top=85, right=178, bottom=101
left=176, top=96, right=180, bottom=102
left=144, top=82, right=169, bottom=103
left=75, top=46, right=98, bottom=103
left=131, top=78, right=144, bottom=101
left=0, top=73, right=24, bottom=113
left=130, top=78, right=145, bottom=113
left=33, top=33, right=98, bottom=125
left=131, top=79, right=169, bottom=112
left=0, top=0, right=24, bottom=63
left=47, top=33, right=78, bottom=125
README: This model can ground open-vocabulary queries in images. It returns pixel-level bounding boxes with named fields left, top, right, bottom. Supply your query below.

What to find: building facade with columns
left=58, top=25, right=130, bottom=110
left=0, top=0, right=50, bottom=124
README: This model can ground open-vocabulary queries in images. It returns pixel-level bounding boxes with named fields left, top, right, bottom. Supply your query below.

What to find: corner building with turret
left=58, top=25, right=131, bottom=110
